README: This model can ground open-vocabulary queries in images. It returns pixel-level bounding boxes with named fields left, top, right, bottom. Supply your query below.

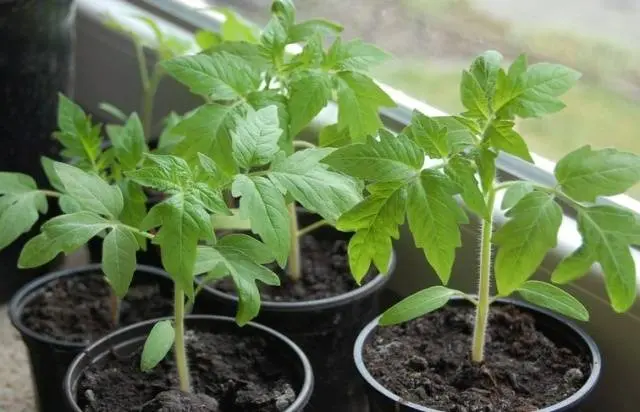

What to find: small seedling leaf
left=141, top=320, right=175, bottom=372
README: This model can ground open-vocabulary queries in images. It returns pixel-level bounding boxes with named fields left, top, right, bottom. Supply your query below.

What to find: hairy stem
left=174, top=287, right=191, bottom=392
left=292, top=140, right=316, bottom=150
left=287, top=203, right=302, bottom=281
left=471, top=188, right=496, bottom=363
left=297, top=219, right=329, bottom=237
left=109, top=292, right=121, bottom=328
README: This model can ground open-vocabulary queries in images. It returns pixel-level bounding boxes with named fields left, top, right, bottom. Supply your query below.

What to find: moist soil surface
left=21, top=274, right=173, bottom=344
left=215, top=234, right=374, bottom=302
left=364, top=304, right=590, bottom=411
left=77, top=329, right=298, bottom=412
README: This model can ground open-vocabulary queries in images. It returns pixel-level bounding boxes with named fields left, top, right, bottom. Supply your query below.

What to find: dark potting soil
left=77, top=329, right=298, bottom=412
left=214, top=234, right=374, bottom=302
left=21, top=274, right=173, bottom=344
left=364, top=305, right=590, bottom=411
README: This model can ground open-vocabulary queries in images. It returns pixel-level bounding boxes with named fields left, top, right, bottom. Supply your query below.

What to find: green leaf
left=501, top=181, right=533, bottom=210
left=409, top=111, right=450, bottom=159
left=326, top=38, right=390, bottom=72
left=0, top=190, right=47, bottom=250
left=218, top=7, right=260, bottom=43
left=210, top=41, right=272, bottom=71
left=171, top=103, right=238, bottom=174
left=57, top=93, right=88, bottom=137
left=319, top=124, right=350, bottom=147
left=576, top=205, right=640, bottom=312
left=469, top=50, right=503, bottom=99
left=485, top=119, right=533, bottom=163
left=445, top=156, right=488, bottom=219
left=231, top=105, right=283, bottom=169
left=156, top=112, right=185, bottom=154
left=496, top=63, right=581, bottom=118
left=555, top=145, right=640, bottom=202
left=195, top=29, right=222, bottom=50
left=379, top=286, right=460, bottom=325
left=288, top=70, right=333, bottom=137
left=460, top=70, right=491, bottom=119
left=476, top=148, right=497, bottom=193
left=197, top=153, right=233, bottom=189
left=99, top=102, right=127, bottom=121
left=494, top=191, right=563, bottom=295
left=322, top=130, right=423, bottom=182
left=193, top=183, right=231, bottom=216
left=140, top=320, right=175, bottom=372
left=551, top=245, right=595, bottom=284
left=41, top=157, right=65, bottom=192
left=41, top=212, right=111, bottom=254
left=269, top=149, right=363, bottom=224
left=517, top=281, right=589, bottom=321
left=160, top=52, right=260, bottom=100
left=0, top=172, right=38, bottom=195
left=338, top=181, right=406, bottom=281
left=17, top=233, right=61, bottom=269
left=197, top=235, right=279, bottom=325
left=232, top=175, right=289, bottom=268
left=108, top=113, right=148, bottom=170
left=54, top=162, right=123, bottom=219
left=127, top=154, right=191, bottom=193
left=55, top=94, right=102, bottom=163
left=407, top=171, right=468, bottom=283
left=102, top=227, right=139, bottom=298
left=119, top=180, right=148, bottom=233
left=335, top=71, right=395, bottom=140
left=246, top=91, right=291, bottom=153
left=288, top=19, right=342, bottom=43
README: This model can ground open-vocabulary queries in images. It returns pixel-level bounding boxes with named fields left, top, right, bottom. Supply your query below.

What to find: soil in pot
left=76, top=329, right=301, bottom=411
left=21, top=273, right=172, bottom=344
left=363, top=304, right=590, bottom=411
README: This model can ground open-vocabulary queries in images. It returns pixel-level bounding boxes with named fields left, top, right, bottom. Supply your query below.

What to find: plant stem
left=493, top=180, right=584, bottom=210
left=471, top=188, right=496, bottom=364
left=297, top=219, right=329, bottom=237
left=40, top=190, right=61, bottom=198
left=142, top=69, right=162, bottom=140
left=287, top=203, right=302, bottom=281
left=109, top=292, right=121, bottom=328
left=173, top=286, right=191, bottom=392
left=293, top=140, right=316, bottom=150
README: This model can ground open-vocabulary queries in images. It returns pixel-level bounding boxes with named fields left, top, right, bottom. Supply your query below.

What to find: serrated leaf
left=231, top=105, right=283, bottom=169
left=57, top=93, right=89, bottom=137
left=476, top=148, right=497, bottom=192
left=246, top=91, right=291, bottom=153
left=319, top=124, right=350, bottom=147
left=551, top=245, right=595, bottom=284
left=445, top=156, right=488, bottom=219
left=140, top=320, right=175, bottom=372
left=102, top=227, right=139, bottom=298
left=288, top=70, right=333, bottom=137
left=209, top=41, right=272, bottom=71
left=379, top=286, right=460, bottom=325
left=496, top=63, right=581, bottom=118
left=501, top=181, right=533, bottom=210
left=576, top=205, right=640, bottom=312
left=338, top=181, right=406, bottom=281
left=193, top=182, right=231, bottom=216
left=0, top=191, right=47, bottom=250
left=494, top=191, right=563, bottom=295
left=335, top=71, right=395, bottom=140
left=269, top=149, right=363, bottom=224
left=517, top=281, right=589, bottom=321
left=232, top=175, right=289, bottom=267
left=407, top=171, right=468, bottom=283
left=470, top=50, right=503, bottom=99
left=160, top=52, right=260, bottom=100
left=196, top=235, right=278, bottom=325
left=108, top=113, right=148, bottom=170
left=326, top=38, right=390, bottom=72
left=56, top=94, right=102, bottom=163
left=555, top=145, right=640, bottom=202
left=18, top=233, right=62, bottom=268
left=460, top=70, right=491, bottom=119
left=54, top=162, right=123, bottom=218
left=409, top=111, right=450, bottom=159
left=126, top=154, right=191, bottom=193
left=197, top=153, right=233, bottom=189
left=485, top=119, right=533, bottom=162
left=323, top=130, right=423, bottom=182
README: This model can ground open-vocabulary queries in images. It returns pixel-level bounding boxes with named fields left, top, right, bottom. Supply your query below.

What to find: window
left=176, top=0, right=640, bottom=198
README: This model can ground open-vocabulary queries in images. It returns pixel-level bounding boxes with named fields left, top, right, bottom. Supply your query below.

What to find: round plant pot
left=9, top=264, right=173, bottom=412
left=197, top=210, right=395, bottom=412
left=354, top=298, right=602, bottom=412
left=64, top=315, right=314, bottom=411
left=0, top=0, right=76, bottom=303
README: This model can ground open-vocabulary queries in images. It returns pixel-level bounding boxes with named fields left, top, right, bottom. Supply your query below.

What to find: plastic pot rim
left=353, top=297, right=602, bottom=412
left=8, top=263, right=170, bottom=351
left=63, top=314, right=314, bottom=412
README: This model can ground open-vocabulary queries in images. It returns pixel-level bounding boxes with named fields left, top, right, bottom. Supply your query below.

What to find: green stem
left=297, top=219, right=329, bottom=237
left=293, top=140, right=316, bottom=150
left=40, top=190, right=61, bottom=198
left=109, top=292, right=121, bottom=328
left=471, top=188, right=496, bottom=363
left=173, top=287, right=191, bottom=392
left=493, top=180, right=584, bottom=210
left=287, top=203, right=302, bottom=281
left=142, top=69, right=162, bottom=140
left=134, top=41, right=150, bottom=91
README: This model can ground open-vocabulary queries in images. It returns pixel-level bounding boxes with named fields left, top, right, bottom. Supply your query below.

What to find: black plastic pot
left=0, top=0, right=76, bottom=302
left=354, top=298, right=602, bottom=412
left=9, top=264, right=173, bottom=412
left=198, top=210, right=395, bottom=412
left=64, top=315, right=314, bottom=411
